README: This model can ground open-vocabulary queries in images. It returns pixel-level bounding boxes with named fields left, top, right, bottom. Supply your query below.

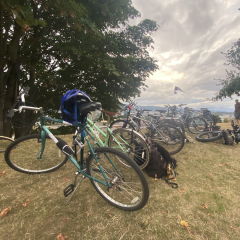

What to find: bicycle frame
left=122, top=108, right=171, bottom=143
left=25, top=113, right=123, bottom=188
left=5, top=89, right=150, bottom=211
left=85, top=118, right=130, bottom=152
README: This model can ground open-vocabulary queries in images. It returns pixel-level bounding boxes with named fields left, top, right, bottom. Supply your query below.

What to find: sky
left=129, top=0, right=240, bottom=112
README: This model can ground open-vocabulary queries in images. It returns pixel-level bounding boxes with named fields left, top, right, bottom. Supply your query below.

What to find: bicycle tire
left=109, top=120, right=135, bottom=131
left=86, top=147, right=149, bottom=211
left=187, top=117, right=207, bottom=134
left=158, top=119, right=185, bottom=137
left=195, top=131, right=222, bottom=142
left=151, top=124, right=184, bottom=155
left=5, top=134, right=68, bottom=174
left=108, top=128, right=150, bottom=169
left=0, top=136, right=14, bottom=153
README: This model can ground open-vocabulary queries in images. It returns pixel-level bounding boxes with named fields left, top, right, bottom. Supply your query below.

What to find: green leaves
left=214, top=39, right=240, bottom=100
left=0, top=0, right=159, bottom=136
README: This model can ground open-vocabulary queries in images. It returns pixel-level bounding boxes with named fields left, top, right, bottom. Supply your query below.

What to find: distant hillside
left=138, top=106, right=233, bottom=115
left=212, top=111, right=233, bottom=115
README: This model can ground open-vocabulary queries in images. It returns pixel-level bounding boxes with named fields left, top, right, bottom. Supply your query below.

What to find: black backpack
left=146, top=142, right=178, bottom=188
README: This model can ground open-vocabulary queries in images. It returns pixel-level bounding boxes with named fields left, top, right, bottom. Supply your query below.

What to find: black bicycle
left=196, top=121, right=240, bottom=144
left=159, top=104, right=208, bottom=134
left=109, top=101, right=185, bottom=155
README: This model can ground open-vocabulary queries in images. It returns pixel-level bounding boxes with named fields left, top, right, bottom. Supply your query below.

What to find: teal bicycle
left=4, top=88, right=149, bottom=211
left=85, top=114, right=150, bottom=169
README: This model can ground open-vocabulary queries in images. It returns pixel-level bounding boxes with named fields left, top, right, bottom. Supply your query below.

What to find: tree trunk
left=2, top=21, right=22, bottom=137
left=0, top=6, right=4, bottom=135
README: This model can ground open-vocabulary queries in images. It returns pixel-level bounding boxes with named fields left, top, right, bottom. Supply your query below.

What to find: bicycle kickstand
left=65, top=171, right=86, bottom=205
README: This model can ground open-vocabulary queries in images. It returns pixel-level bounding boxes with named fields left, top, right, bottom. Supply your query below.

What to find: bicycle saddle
left=78, top=102, right=102, bottom=115
left=101, top=109, right=118, bottom=117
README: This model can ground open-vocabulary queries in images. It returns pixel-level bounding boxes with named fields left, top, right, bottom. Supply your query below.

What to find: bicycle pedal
left=63, top=184, right=74, bottom=197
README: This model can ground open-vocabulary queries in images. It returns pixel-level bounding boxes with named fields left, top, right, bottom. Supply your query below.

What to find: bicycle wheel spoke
left=87, top=147, right=149, bottom=211
left=152, top=125, right=184, bottom=155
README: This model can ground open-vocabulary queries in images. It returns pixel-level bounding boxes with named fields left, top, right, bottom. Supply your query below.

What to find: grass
left=1, top=122, right=240, bottom=239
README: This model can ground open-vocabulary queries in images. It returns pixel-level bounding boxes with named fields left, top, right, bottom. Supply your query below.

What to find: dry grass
left=1, top=124, right=240, bottom=240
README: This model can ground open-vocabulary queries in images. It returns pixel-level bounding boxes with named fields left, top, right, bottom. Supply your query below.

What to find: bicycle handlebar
left=4, top=87, right=42, bottom=123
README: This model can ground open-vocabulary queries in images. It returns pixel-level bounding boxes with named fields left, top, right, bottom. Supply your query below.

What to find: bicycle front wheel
left=5, top=134, right=68, bottom=174
left=195, top=131, right=222, bottom=142
left=158, top=119, right=185, bottom=137
left=0, top=136, right=14, bottom=153
left=151, top=124, right=184, bottom=155
left=187, top=117, right=207, bottom=134
left=108, top=128, right=150, bottom=169
left=86, top=147, right=149, bottom=211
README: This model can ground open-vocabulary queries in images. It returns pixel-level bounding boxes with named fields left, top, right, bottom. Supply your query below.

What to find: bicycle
left=163, top=104, right=208, bottom=134
left=4, top=88, right=149, bottom=211
left=195, top=121, right=240, bottom=143
left=109, top=101, right=185, bottom=155
left=83, top=114, right=150, bottom=169
left=0, top=136, right=14, bottom=153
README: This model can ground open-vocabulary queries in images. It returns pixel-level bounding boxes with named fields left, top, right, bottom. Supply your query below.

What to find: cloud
left=130, top=0, right=240, bottom=111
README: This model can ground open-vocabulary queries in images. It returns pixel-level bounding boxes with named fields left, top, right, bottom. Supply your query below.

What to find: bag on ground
left=222, top=129, right=234, bottom=145
left=146, top=142, right=178, bottom=188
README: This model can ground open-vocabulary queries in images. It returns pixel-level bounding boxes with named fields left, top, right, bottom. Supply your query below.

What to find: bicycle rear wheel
left=151, top=124, right=184, bottom=155
left=0, top=136, right=14, bottom=153
left=5, top=134, right=68, bottom=174
left=86, top=147, right=149, bottom=211
left=195, top=131, right=222, bottom=142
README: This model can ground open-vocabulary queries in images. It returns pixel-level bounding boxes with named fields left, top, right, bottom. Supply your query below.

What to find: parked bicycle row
left=107, top=100, right=218, bottom=145
left=0, top=88, right=223, bottom=212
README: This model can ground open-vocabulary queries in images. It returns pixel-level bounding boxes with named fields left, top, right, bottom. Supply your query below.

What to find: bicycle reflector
left=60, top=89, right=91, bottom=124
left=128, top=105, right=132, bottom=110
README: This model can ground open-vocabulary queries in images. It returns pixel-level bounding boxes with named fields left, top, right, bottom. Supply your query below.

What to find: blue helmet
left=60, top=89, right=91, bottom=124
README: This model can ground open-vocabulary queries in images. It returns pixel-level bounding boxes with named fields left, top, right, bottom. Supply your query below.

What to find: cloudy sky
left=129, top=0, right=240, bottom=112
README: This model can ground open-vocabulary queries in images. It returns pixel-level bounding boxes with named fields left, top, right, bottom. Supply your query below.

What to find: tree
left=214, top=39, right=240, bottom=100
left=214, top=114, right=222, bottom=123
left=0, top=0, right=159, bottom=137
